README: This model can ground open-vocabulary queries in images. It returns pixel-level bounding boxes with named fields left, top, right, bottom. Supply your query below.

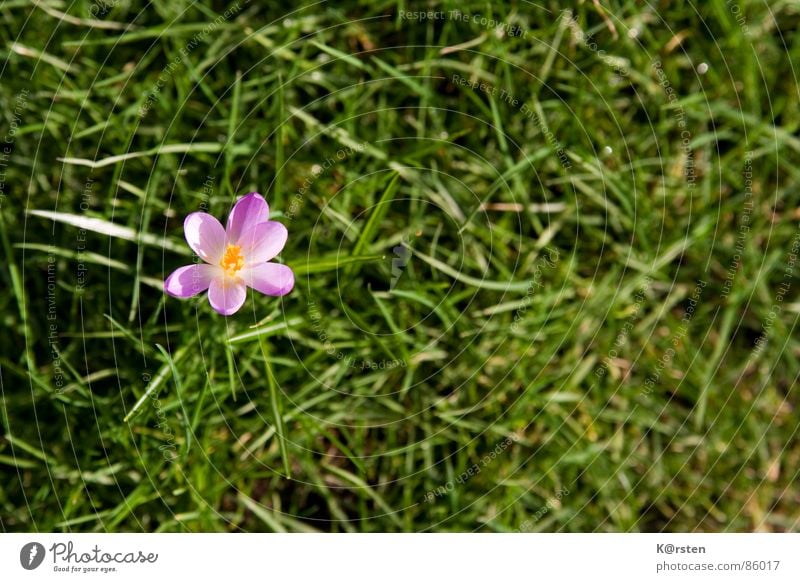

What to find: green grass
left=1, top=0, right=799, bottom=532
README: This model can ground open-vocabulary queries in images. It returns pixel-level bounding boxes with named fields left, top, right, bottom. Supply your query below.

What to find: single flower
left=164, top=192, right=294, bottom=315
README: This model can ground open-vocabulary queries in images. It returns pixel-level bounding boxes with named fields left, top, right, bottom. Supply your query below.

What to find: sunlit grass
left=0, top=0, right=798, bottom=532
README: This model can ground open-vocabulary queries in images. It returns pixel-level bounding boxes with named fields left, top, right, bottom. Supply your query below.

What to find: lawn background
left=1, top=0, right=799, bottom=532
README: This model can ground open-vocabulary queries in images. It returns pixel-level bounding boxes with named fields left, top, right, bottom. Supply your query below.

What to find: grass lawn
left=1, top=0, right=799, bottom=532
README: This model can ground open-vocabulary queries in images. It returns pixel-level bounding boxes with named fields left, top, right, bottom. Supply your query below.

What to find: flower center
left=220, top=244, right=245, bottom=276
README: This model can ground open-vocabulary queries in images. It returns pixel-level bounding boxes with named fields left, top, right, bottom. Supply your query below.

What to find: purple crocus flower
left=164, top=192, right=294, bottom=315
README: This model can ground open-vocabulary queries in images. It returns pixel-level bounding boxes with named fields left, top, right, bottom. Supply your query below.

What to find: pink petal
left=164, top=264, right=219, bottom=298
left=226, top=192, right=269, bottom=246
left=207, top=277, right=247, bottom=315
left=242, top=263, right=294, bottom=296
left=184, top=212, right=226, bottom=264
left=239, top=221, right=288, bottom=264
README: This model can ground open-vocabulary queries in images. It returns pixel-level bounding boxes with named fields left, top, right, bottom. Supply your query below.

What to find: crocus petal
left=184, top=212, right=227, bottom=264
left=207, top=277, right=247, bottom=315
left=242, top=263, right=295, bottom=296
left=164, top=264, right=220, bottom=298
left=239, top=221, right=289, bottom=264
left=226, top=192, right=269, bottom=246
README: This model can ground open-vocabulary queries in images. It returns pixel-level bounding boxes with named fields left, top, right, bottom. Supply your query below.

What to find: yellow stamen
left=220, top=244, right=245, bottom=276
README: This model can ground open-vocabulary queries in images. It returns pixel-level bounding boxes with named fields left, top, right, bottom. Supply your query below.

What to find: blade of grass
left=155, top=344, right=191, bottom=459
left=256, top=337, right=291, bottom=478
left=123, top=344, right=190, bottom=422
left=28, top=210, right=190, bottom=255
left=352, top=172, right=400, bottom=258
left=227, top=316, right=302, bottom=344
left=404, top=243, right=532, bottom=292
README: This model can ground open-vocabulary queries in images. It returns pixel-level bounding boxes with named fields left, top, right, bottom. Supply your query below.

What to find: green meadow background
left=1, top=0, right=799, bottom=532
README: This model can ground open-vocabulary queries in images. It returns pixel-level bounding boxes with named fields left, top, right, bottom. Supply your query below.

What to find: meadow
left=1, top=0, right=799, bottom=532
